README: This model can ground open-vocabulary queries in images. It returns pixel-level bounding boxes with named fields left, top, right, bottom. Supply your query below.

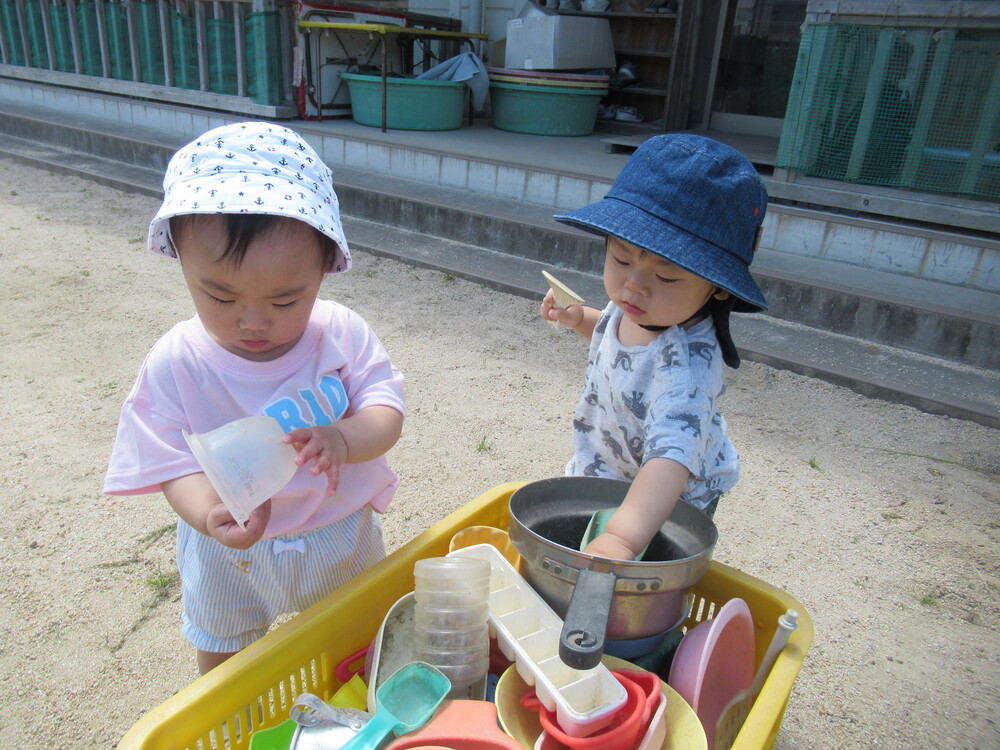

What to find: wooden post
left=124, top=0, right=140, bottom=81
left=14, top=0, right=32, bottom=66
left=38, top=0, right=56, bottom=69
left=65, top=0, right=84, bottom=73
left=379, top=29, right=387, bottom=132
left=194, top=0, right=207, bottom=90
left=158, top=0, right=172, bottom=86
left=94, top=0, right=110, bottom=78
left=233, top=0, right=245, bottom=96
left=0, top=6, right=8, bottom=64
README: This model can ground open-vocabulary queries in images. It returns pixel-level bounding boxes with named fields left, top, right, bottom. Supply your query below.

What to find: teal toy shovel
left=339, top=662, right=450, bottom=750
left=580, top=508, right=649, bottom=560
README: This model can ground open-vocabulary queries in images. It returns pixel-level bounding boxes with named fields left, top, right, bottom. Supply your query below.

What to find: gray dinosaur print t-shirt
left=566, top=302, right=739, bottom=510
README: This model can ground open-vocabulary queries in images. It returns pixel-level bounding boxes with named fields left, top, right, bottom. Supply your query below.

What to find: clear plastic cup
left=413, top=556, right=491, bottom=699
left=414, top=557, right=491, bottom=585
left=413, top=603, right=490, bottom=629
left=415, top=557, right=490, bottom=608
left=413, top=588, right=491, bottom=608
left=183, top=416, right=298, bottom=528
left=412, top=623, right=490, bottom=650
left=413, top=651, right=490, bottom=685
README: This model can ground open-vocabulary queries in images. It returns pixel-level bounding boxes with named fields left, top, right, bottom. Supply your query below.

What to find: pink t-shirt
left=104, top=299, right=406, bottom=537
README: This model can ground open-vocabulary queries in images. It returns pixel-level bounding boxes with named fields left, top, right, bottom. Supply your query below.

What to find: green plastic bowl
left=488, top=81, right=605, bottom=136
left=341, top=73, right=467, bottom=131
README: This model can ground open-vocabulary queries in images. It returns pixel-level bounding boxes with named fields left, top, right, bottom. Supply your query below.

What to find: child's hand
left=207, top=499, right=271, bottom=549
left=283, top=425, right=348, bottom=495
left=541, top=289, right=584, bottom=329
left=582, top=531, right=638, bottom=562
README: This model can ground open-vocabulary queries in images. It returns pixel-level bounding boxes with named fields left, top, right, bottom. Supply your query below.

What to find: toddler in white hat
left=105, top=122, right=406, bottom=674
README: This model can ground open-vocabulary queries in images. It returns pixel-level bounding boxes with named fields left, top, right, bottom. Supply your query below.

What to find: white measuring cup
left=184, top=415, right=298, bottom=528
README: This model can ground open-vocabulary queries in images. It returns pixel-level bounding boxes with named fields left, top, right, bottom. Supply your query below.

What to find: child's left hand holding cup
left=283, top=426, right=348, bottom=496
left=541, top=289, right=584, bottom=329
left=207, top=498, right=271, bottom=549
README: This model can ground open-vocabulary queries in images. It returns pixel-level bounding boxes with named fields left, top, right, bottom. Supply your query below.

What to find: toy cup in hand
left=542, top=270, right=585, bottom=329
left=184, top=416, right=297, bottom=528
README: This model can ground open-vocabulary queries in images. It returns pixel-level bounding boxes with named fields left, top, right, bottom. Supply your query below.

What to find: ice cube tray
left=448, top=543, right=627, bottom=737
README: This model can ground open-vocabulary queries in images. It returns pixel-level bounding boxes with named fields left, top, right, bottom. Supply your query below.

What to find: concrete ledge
left=0, top=65, right=297, bottom=119
left=345, top=214, right=1000, bottom=429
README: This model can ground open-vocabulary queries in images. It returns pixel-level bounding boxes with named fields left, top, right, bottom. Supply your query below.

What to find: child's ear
left=713, top=289, right=731, bottom=301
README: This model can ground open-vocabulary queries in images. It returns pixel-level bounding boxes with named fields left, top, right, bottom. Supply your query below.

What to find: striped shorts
left=176, top=505, right=385, bottom=653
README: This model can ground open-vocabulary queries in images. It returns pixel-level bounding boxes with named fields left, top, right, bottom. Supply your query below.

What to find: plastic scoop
left=713, top=609, right=799, bottom=750
left=580, top=508, right=649, bottom=561
left=183, top=415, right=298, bottom=528
left=340, top=662, right=451, bottom=750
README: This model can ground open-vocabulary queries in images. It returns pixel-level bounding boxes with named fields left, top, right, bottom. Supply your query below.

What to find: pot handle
left=559, top=568, right=615, bottom=670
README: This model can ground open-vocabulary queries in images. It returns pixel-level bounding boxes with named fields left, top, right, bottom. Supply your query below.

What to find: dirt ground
left=0, top=157, right=997, bottom=749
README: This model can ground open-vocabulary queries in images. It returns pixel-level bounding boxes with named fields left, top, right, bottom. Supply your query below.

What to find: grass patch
left=860, top=446, right=995, bottom=475
left=146, top=569, right=180, bottom=600
left=476, top=435, right=493, bottom=452
left=109, top=567, right=181, bottom=652
left=139, top=522, right=177, bottom=546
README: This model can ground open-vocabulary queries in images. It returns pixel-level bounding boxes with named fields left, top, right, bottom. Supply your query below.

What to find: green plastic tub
left=341, top=73, right=467, bottom=131
left=489, top=81, right=605, bottom=136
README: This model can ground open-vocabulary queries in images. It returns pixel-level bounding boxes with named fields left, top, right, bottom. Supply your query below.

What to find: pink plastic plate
left=667, top=598, right=754, bottom=748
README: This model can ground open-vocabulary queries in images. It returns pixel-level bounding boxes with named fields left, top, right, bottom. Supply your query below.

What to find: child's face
left=175, top=215, right=327, bottom=361
left=603, top=237, right=727, bottom=330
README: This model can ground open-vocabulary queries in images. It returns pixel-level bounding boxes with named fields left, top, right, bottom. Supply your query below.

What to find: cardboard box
left=504, top=15, right=616, bottom=70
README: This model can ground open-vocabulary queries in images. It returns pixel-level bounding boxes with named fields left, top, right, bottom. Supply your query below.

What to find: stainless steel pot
left=507, top=476, right=717, bottom=669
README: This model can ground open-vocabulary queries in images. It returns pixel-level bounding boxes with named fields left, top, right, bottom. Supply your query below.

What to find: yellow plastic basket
left=117, top=482, right=812, bottom=750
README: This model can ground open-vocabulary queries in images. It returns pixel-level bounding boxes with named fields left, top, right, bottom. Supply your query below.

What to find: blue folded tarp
left=417, top=51, right=489, bottom=111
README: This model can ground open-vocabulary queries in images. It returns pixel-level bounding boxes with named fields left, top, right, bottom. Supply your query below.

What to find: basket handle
left=335, top=645, right=370, bottom=683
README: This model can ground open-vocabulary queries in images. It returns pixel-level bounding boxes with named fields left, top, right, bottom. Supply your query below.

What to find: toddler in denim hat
left=104, top=122, right=406, bottom=673
left=541, top=134, right=767, bottom=561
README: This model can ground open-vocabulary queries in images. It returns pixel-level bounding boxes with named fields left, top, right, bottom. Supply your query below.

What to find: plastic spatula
left=713, top=609, right=799, bottom=750
left=339, top=662, right=450, bottom=750
left=542, top=270, right=585, bottom=329
left=580, top=508, right=649, bottom=560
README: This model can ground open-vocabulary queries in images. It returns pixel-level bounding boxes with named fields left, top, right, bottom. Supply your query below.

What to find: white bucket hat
left=147, top=121, right=351, bottom=274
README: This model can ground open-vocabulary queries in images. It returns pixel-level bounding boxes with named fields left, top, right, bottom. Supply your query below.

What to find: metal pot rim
left=508, top=476, right=718, bottom=575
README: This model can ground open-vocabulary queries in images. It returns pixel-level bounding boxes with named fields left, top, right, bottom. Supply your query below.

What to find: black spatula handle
left=558, top=568, right=615, bottom=670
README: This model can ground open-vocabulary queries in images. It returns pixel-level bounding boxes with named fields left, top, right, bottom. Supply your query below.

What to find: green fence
left=245, top=10, right=281, bottom=105
left=48, top=1, right=74, bottom=71
left=171, top=7, right=197, bottom=89
left=207, top=16, right=237, bottom=94
left=777, top=22, right=1000, bottom=201
left=1, top=0, right=25, bottom=65
left=0, top=0, right=287, bottom=107
left=133, top=0, right=165, bottom=84
left=106, top=0, right=133, bottom=80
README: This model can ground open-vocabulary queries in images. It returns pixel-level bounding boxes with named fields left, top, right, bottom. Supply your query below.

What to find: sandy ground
left=0, top=156, right=997, bottom=749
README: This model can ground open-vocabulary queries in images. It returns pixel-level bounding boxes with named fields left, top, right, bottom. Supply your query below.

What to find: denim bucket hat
left=554, top=134, right=768, bottom=312
left=148, top=121, right=351, bottom=274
